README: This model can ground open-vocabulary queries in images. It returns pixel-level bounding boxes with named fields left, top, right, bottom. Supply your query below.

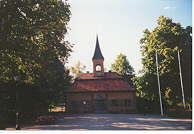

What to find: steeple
left=92, top=35, right=104, bottom=77
left=92, top=35, right=104, bottom=59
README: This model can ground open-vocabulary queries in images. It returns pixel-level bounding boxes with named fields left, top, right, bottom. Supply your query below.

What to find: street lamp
left=14, top=70, right=20, bottom=130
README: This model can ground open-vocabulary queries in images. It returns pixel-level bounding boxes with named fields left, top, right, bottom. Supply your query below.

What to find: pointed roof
left=92, top=35, right=104, bottom=59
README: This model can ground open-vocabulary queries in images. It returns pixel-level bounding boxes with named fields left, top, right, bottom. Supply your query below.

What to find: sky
left=64, top=0, right=192, bottom=76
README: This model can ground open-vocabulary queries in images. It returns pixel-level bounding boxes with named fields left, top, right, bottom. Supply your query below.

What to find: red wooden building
left=65, top=36, right=137, bottom=114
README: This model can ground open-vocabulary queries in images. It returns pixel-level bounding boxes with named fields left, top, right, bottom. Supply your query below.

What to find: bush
left=136, top=96, right=171, bottom=114
left=168, top=109, right=192, bottom=118
left=35, top=115, right=58, bottom=125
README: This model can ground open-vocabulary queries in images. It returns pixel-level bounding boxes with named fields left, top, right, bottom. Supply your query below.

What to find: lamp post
left=14, top=70, right=20, bottom=130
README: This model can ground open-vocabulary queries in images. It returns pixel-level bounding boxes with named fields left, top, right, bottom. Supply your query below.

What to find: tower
left=92, top=35, right=104, bottom=77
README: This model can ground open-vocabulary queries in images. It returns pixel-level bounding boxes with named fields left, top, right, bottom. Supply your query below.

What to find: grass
left=54, top=103, right=65, bottom=106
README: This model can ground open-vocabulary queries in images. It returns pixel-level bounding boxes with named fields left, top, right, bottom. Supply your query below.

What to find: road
left=6, top=114, right=192, bottom=130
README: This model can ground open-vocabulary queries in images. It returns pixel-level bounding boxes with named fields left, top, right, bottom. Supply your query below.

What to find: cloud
left=164, top=6, right=176, bottom=10
left=164, top=6, right=171, bottom=10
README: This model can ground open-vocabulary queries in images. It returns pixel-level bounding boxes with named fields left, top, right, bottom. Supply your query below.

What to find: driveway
left=6, top=114, right=192, bottom=130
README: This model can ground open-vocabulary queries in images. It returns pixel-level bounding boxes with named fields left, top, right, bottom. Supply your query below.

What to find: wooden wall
left=65, top=91, right=136, bottom=114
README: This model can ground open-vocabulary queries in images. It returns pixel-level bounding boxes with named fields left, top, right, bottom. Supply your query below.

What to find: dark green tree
left=0, top=1, right=73, bottom=126
left=110, top=53, right=135, bottom=86
left=0, top=0, right=73, bottom=89
left=135, top=15, right=192, bottom=106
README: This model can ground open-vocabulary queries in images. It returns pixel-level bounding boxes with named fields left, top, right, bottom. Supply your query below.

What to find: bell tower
left=92, top=35, right=104, bottom=77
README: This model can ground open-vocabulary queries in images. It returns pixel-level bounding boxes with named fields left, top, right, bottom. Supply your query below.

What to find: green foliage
left=135, top=15, right=192, bottom=106
left=0, top=0, right=73, bottom=90
left=54, top=103, right=65, bottom=106
left=0, top=1, right=73, bottom=126
left=70, top=60, right=86, bottom=79
left=132, top=73, right=158, bottom=100
left=110, top=53, right=135, bottom=85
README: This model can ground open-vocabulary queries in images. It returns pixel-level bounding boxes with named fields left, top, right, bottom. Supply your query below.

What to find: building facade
left=65, top=36, right=137, bottom=114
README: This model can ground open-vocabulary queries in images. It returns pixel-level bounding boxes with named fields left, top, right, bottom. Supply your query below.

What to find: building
left=65, top=36, right=137, bottom=114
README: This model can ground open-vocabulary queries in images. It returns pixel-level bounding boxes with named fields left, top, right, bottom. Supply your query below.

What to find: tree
left=110, top=53, right=135, bottom=85
left=0, top=0, right=73, bottom=89
left=70, top=60, right=86, bottom=79
left=0, top=1, right=73, bottom=125
left=136, top=15, right=192, bottom=105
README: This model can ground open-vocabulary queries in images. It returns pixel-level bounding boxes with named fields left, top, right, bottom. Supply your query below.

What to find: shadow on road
left=7, top=114, right=192, bottom=130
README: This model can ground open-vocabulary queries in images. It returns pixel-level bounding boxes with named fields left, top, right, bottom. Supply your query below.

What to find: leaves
left=0, top=0, right=73, bottom=90
left=70, top=60, right=86, bottom=79
left=136, top=15, right=192, bottom=103
left=110, top=53, right=135, bottom=86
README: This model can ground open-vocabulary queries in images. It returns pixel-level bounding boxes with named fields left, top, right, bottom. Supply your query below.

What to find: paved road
left=6, top=114, right=192, bottom=130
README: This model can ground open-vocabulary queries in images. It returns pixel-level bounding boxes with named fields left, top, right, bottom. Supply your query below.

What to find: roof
left=92, top=35, right=104, bottom=59
left=75, top=72, right=123, bottom=80
left=65, top=72, right=136, bottom=92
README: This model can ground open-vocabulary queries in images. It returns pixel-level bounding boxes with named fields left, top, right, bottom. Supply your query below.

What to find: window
left=96, top=65, right=101, bottom=71
left=71, top=101, right=77, bottom=107
left=83, top=100, right=89, bottom=107
left=125, top=99, right=131, bottom=106
left=112, top=99, right=119, bottom=106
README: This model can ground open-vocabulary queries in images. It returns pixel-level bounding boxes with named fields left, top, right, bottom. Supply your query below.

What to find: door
left=96, top=100, right=105, bottom=111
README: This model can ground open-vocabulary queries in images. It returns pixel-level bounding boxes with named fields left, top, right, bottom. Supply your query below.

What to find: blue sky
left=64, top=0, right=192, bottom=76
